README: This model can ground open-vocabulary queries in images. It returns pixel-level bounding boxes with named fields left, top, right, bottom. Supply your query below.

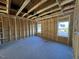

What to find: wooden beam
left=0, top=10, right=7, bottom=13
left=14, top=17, right=17, bottom=40
left=0, top=5, right=7, bottom=10
left=51, top=10, right=73, bottom=18
left=8, top=16, right=11, bottom=41
left=19, top=19, right=21, bottom=38
left=36, top=3, right=58, bottom=14
left=27, top=15, right=33, bottom=18
left=40, top=5, right=74, bottom=17
left=56, top=0, right=62, bottom=9
left=27, top=3, right=58, bottom=18
left=31, top=17, right=37, bottom=19
left=31, top=5, right=74, bottom=19
left=23, top=0, right=47, bottom=17
left=6, top=0, right=9, bottom=14
left=61, top=0, right=74, bottom=6
left=56, top=0, right=63, bottom=14
left=1, top=16, right=4, bottom=44
left=72, top=0, right=79, bottom=59
left=23, top=19, right=26, bottom=38
left=63, top=5, right=74, bottom=11
left=16, top=0, right=30, bottom=16
left=39, top=8, right=61, bottom=17
left=0, top=0, right=6, bottom=4
left=34, top=9, right=74, bottom=20
left=0, top=0, right=10, bottom=14
left=27, top=0, right=74, bottom=19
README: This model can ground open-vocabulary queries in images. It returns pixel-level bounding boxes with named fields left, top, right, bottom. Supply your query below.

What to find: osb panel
left=20, top=19, right=24, bottom=38
left=57, top=36, right=68, bottom=44
left=0, top=18, right=2, bottom=27
left=22, top=19, right=25, bottom=38
left=0, top=15, right=33, bottom=44
left=42, top=20, right=47, bottom=38
left=0, top=22, right=2, bottom=42
left=69, top=14, right=73, bottom=46
left=30, top=22, right=33, bottom=36
left=31, top=22, right=34, bottom=36
left=47, top=19, right=51, bottom=39
left=37, top=17, right=69, bottom=45
left=40, top=18, right=56, bottom=40
left=44, top=20, right=48, bottom=39
left=50, top=18, right=56, bottom=40
left=24, top=20, right=27, bottom=37
left=0, top=17, right=2, bottom=21
left=3, top=17, right=10, bottom=42
left=31, top=21, right=36, bottom=36
left=54, top=18, right=57, bottom=41
left=10, top=17, right=15, bottom=40
left=16, top=19, right=20, bottom=39
left=33, top=24, right=35, bottom=35
left=26, top=20, right=30, bottom=37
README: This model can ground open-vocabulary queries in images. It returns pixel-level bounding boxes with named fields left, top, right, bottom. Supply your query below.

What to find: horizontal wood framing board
left=36, top=14, right=73, bottom=45
left=0, top=14, right=36, bottom=44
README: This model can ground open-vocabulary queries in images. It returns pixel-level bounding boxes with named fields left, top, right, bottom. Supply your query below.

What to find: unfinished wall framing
left=36, top=14, right=73, bottom=45
left=73, top=0, right=79, bottom=59
left=0, top=14, right=35, bottom=44
left=3, top=16, right=10, bottom=42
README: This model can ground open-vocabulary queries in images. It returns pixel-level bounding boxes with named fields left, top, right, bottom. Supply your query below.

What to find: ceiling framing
left=0, top=0, right=75, bottom=20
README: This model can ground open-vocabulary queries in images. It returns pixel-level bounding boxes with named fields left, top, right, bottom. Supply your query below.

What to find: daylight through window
left=57, top=21, right=69, bottom=37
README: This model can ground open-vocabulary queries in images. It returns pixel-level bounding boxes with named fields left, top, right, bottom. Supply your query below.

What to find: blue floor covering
left=0, top=36, right=74, bottom=59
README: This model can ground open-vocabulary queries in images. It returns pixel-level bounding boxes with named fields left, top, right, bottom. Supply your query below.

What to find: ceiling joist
left=16, top=0, right=30, bottom=16
left=0, top=6, right=7, bottom=10
left=35, top=3, right=58, bottom=14
left=27, top=3, right=58, bottom=18
left=63, top=5, right=74, bottom=11
left=28, top=0, right=74, bottom=19
left=39, top=8, right=61, bottom=17
left=31, top=16, right=37, bottom=19
left=0, top=0, right=9, bottom=14
left=61, top=0, right=74, bottom=6
left=34, top=9, right=74, bottom=20
left=22, top=0, right=47, bottom=17
left=56, top=0, right=62, bottom=9
left=27, top=15, right=33, bottom=18
left=6, top=0, right=10, bottom=13
left=0, top=10, right=8, bottom=13
left=56, top=0, right=64, bottom=14
left=32, top=5, right=74, bottom=20
left=39, top=5, right=74, bottom=17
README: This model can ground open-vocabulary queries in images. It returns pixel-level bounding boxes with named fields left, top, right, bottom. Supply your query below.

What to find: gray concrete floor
left=0, top=36, right=74, bottom=59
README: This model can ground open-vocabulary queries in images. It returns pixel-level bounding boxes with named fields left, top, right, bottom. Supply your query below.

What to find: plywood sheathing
left=3, top=16, right=10, bottom=42
left=16, top=18, right=20, bottom=39
left=9, top=17, right=15, bottom=40
left=0, top=14, right=34, bottom=44
left=37, top=14, right=73, bottom=45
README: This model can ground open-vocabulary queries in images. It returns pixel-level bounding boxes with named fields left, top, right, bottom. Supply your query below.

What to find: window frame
left=57, top=15, right=70, bottom=38
left=37, top=23, right=41, bottom=33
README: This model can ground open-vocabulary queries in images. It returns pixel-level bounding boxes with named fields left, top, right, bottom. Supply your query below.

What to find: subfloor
left=0, top=36, right=73, bottom=59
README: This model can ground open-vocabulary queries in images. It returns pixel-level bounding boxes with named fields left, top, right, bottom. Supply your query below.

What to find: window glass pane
left=57, top=21, right=69, bottom=37
left=37, top=24, right=41, bottom=33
